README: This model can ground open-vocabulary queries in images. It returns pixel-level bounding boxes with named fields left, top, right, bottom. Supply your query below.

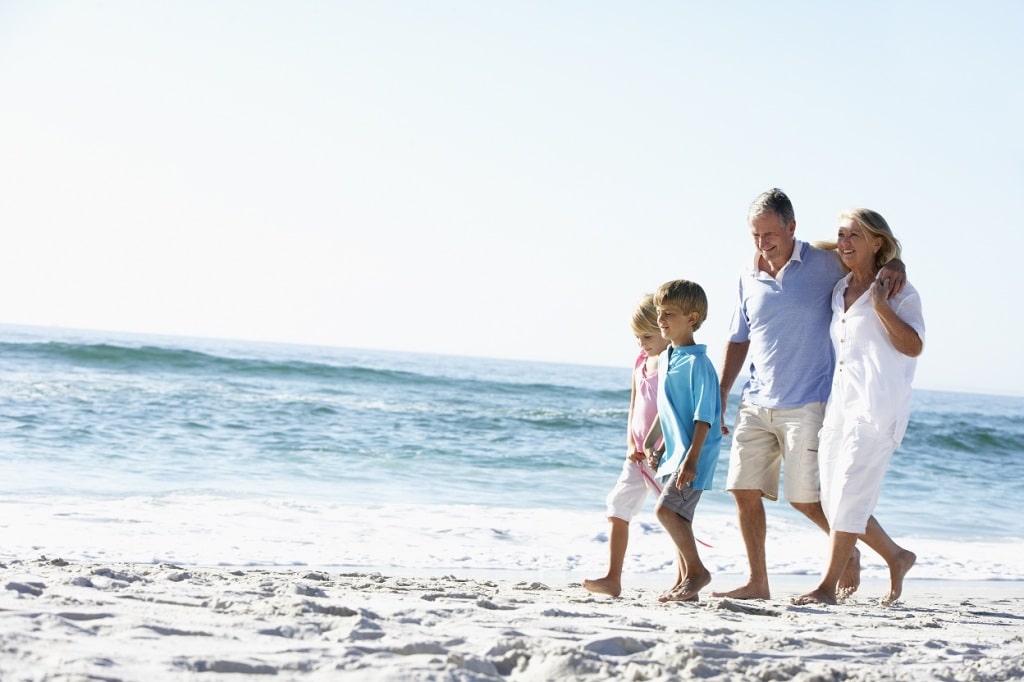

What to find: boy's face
left=656, top=303, right=697, bottom=345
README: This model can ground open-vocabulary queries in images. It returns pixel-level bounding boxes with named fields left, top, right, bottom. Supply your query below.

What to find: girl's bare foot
left=583, top=576, right=622, bottom=597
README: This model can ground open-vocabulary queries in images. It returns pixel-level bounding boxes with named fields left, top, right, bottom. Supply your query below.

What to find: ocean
left=2, top=325, right=1022, bottom=586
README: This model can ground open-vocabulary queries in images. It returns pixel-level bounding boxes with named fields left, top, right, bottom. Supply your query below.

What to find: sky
left=1, top=1, right=1022, bottom=396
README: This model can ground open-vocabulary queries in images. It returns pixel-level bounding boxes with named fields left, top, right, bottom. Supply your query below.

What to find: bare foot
left=582, top=576, right=621, bottom=598
left=881, top=549, right=916, bottom=606
left=667, top=572, right=711, bottom=602
left=837, top=546, right=862, bottom=601
left=656, top=579, right=684, bottom=603
left=791, top=586, right=837, bottom=606
left=660, top=589, right=699, bottom=603
left=711, top=581, right=770, bottom=600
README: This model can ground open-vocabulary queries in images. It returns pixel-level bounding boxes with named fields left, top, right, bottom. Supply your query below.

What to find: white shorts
left=605, top=458, right=666, bottom=522
left=724, top=401, right=825, bottom=503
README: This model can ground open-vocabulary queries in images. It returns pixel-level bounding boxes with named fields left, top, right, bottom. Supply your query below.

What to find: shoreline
left=3, top=558, right=1022, bottom=680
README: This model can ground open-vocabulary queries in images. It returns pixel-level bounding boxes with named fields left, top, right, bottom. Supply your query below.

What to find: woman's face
left=836, top=218, right=883, bottom=272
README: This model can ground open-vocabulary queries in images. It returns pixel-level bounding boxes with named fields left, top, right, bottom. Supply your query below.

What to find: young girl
left=583, top=294, right=671, bottom=597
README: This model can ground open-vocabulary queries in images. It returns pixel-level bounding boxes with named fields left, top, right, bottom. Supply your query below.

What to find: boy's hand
left=676, top=457, right=698, bottom=489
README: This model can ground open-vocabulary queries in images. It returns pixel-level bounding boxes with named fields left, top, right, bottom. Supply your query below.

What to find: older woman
left=794, top=209, right=924, bottom=606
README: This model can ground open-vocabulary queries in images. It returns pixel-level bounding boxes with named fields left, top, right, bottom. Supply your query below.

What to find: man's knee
left=731, top=488, right=763, bottom=509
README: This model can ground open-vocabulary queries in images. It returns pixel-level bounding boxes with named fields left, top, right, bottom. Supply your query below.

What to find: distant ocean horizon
left=2, top=324, right=1022, bottom=584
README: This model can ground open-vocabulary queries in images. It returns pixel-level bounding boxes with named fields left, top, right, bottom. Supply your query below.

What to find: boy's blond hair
left=630, top=294, right=660, bottom=336
left=653, top=279, right=708, bottom=331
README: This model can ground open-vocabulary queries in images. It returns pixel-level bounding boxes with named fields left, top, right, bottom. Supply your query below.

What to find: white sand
left=1, top=558, right=1022, bottom=681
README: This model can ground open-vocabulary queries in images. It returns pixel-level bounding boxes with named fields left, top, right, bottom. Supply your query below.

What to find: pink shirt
left=630, top=351, right=662, bottom=452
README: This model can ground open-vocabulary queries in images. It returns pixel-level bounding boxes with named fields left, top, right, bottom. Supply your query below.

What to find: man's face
left=749, top=212, right=796, bottom=270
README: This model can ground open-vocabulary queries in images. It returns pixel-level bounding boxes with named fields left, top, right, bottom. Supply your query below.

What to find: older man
left=712, top=188, right=905, bottom=600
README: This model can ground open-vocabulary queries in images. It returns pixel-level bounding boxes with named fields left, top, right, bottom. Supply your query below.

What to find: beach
left=2, top=331, right=1022, bottom=680
left=2, top=557, right=1022, bottom=681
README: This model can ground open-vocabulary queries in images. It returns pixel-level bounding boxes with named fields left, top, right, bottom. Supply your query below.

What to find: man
left=711, top=188, right=904, bottom=600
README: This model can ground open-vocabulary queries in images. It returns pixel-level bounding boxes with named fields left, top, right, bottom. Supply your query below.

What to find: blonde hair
left=814, top=208, right=902, bottom=272
left=839, top=208, right=902, bottom=271
left=653, top=279, right=708, bottom=331
left=630, top=294, right=660, bottom=336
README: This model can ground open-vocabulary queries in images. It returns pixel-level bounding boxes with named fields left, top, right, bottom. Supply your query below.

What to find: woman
left=795, top=209, right=924, bottom=606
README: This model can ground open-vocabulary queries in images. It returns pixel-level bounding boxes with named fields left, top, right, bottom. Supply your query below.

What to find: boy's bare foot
left=656, top=579, right=684, bottom=603
left=582, top=577, right=622, bottom=597
left=664, top=572, right=711, bottom=602
left=710, top=581, right=770, bottom=600
left=837, top=546, right=862, bottom=600
left=791, top=586, right=837, bottom=606
left=660, top=589, right=699, bottom=603
left=881, top=549, right=916, bottom=606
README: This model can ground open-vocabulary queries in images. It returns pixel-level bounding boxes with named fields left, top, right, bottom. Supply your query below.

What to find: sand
left=1, top=557, right=1022, bottom=681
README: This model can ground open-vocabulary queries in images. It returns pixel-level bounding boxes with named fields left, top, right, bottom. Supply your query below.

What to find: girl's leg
left=583, top=517, right=629, bottom=597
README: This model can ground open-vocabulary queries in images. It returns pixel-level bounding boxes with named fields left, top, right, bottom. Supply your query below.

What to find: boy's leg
left=657, top=508, right=710, bottom=601
left=655, top=485, right=709, bottom=601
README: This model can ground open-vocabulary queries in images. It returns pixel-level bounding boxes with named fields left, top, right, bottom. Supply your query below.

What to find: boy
left=645, top=279, right=723, bottom=602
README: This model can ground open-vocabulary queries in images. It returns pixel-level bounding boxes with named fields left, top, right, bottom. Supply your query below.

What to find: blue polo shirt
left=728, top=240, right=845, bottom=409
left=654, top=343, right=722, bottom=490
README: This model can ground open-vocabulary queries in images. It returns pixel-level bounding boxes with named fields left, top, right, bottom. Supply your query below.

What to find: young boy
left=645, top=279, right=723, bottom=602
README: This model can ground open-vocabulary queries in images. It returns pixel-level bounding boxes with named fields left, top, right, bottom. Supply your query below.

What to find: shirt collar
left=747, top=239, right=807, bottom=274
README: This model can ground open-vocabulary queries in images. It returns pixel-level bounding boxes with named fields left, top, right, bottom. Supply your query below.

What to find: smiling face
left=836, top=217, right=884, bottom=275
left=656, top=303, right=699, bottom=347
left=749, top=211, right=796, bottom=274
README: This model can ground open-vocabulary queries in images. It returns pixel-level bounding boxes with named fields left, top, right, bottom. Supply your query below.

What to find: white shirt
left=824, top=276, right=925, bottom=445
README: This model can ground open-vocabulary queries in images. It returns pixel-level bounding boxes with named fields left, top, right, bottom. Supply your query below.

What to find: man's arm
left=718, top=340, right=750, bottom=435
left=878, top=258, right=907, bottom=299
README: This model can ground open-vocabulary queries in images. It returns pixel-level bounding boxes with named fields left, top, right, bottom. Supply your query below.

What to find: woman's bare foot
left=711, top=580, right=770, bottom=600
left=837, top=546, right=862, bottom=601
left=792, top=586, right=836, bottom=605
left=582, top=576, right=622, bottom=597
left=881, top=549, right=916, bottom=606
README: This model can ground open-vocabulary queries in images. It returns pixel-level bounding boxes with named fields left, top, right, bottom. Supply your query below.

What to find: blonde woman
left=794, top=209, right=923, bottom=606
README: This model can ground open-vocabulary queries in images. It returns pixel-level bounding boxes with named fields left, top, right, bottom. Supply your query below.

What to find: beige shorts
left=724, top=401, right=825, bottom=503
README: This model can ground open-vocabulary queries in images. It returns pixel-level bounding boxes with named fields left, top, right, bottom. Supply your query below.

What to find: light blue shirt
left=655, top=343, right=722, bottom=490
left=728, top=241, right=845, bottom=409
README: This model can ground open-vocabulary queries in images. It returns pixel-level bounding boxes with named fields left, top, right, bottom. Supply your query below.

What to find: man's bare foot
left=791, top=586, right=837, bottom=606
left=582, top=576, right=621, bottom=598
left=710, top=581, right=770, bottom=600
left=837, top=546, right=862, bottom=601
left=881, top=549, right=916, bottom=606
